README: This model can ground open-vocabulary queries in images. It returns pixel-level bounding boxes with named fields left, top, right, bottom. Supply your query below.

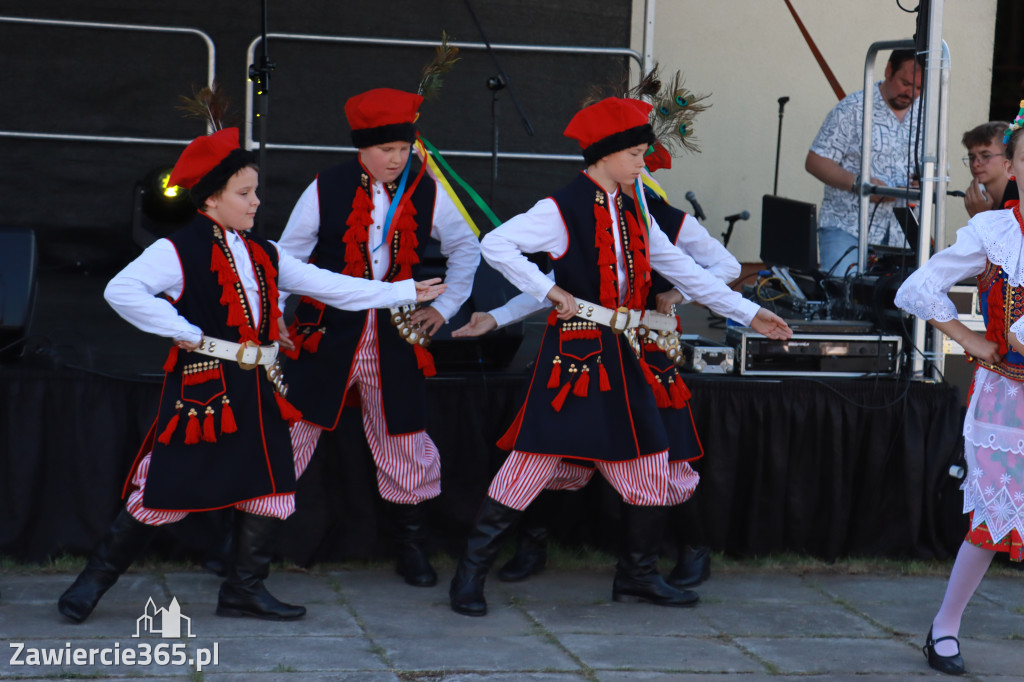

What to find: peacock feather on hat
left=418, top=31, right=461, bottom=101
left=175, top=81, right=232, bottom=131
left=648, top=69, right=710, bottom=155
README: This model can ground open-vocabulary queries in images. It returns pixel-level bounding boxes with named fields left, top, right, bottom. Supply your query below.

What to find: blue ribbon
left=372, top=156, right=412, bottom=253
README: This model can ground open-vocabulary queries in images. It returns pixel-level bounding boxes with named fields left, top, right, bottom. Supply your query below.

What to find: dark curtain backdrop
left=2, top=1, right=632, bottom=274
left=0, top=366, right=966, bottom=565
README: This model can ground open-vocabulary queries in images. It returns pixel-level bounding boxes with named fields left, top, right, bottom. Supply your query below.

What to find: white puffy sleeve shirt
left=480, top=185, right=759, bottom=326
left=894, top=209, right=1024, bottom=344
left=277, top=174, right=480, bottom=322
left=104, top=227, right=417, bottom=345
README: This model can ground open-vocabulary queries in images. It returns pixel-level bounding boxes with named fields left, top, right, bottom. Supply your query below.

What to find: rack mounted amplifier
left=726, top=327, right=902, bottom=377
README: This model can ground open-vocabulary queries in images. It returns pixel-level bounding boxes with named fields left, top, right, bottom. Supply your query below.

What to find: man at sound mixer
left=806, top=49, right=924, bottom=277
left=960, top=121, right=1014, bottom=218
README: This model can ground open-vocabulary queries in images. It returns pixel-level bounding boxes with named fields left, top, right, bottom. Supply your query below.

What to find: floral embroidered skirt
left=962, top=366, right=1024, bottom=561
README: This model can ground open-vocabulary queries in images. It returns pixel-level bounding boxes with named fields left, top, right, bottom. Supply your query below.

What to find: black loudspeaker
left=416, top=241, right=525, bottom=372
left=0, top=226, right=38, bottom=361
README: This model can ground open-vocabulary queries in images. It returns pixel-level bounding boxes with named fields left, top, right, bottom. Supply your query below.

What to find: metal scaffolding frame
left=855, top=1, right=949, bottom=378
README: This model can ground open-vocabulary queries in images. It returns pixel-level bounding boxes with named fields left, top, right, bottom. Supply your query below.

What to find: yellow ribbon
left=414, top=139, right=481, bottom=237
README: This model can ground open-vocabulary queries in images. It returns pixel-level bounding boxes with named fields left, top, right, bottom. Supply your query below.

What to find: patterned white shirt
left=809, top=81, right=920, bottom=247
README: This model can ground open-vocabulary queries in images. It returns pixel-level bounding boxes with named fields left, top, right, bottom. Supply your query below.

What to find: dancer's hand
left=655, top=289, right=683, bottom=315
left=451, top=312, right=498, bottom=338
left=547, top=285, right=577, bottom=321
left=409, top=306, right=445, bottom=336
left=414, top=278, right=446, bottom=303
left=751, top=309, right=792, bottom=340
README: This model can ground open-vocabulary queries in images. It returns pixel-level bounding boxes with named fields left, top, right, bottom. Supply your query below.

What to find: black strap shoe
left=923, top=627, right=965, bottom=676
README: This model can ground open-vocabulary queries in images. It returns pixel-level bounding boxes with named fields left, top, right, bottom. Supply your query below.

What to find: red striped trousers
left=487, top=449, right=699, bottom=511
left=291, top=310, right=441, bottom=505
left=124, top=453, right=296, bottom=525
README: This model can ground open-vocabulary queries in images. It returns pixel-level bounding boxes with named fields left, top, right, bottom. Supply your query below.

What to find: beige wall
left=631, top=0, right=998, bottom=262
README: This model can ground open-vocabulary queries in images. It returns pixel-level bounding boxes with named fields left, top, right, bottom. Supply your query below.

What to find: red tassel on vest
left=414, top=344, right=437, bottom=377
left=202, top=406, right=217, bottom=443
left=550, top=381, right=573, bottom=412
left=157, top=401, right=183, bottom=445
left=275, top=393, right=303, bottom=425
left=669, top=376, right=686, bottom=409
left=572, top=365, right=590, bottom=397
left=163, top=346, right=179, bottom=373
left=547, top=355, right=562, bottom=389
left=220, top=396, right=237, bottom=434
left=598, top=358, right=611, bottom=392
left=343, top=188, right=373, bottom=277
left=303, top=328, right=324, bottom=353
left=184, top=408, right=201, bottom=445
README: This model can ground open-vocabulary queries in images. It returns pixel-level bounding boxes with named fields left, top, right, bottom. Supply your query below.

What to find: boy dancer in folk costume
left=57, top=127, right=445, bottom=624
left=895, top=106, right=1024, bottom=676
left=452, top=152, right=737, bottom=590
left=278, top=88, right=480, bottom=588
left=449, top=97, right=791, bottom=616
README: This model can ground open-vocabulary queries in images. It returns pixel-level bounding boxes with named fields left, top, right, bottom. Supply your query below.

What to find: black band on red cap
left=351, top=123, right=417, bottom=149
left=189, top=148, right=258, bottom=207
left=581, top=124, right=657, bottom=166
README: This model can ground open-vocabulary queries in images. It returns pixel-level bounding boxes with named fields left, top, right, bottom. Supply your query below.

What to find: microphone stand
left=721, top=216, right=742, bottom=249
left=773, top=96, right=789, bottom=196
left=487, top=75, right=506, bottom=206
left=248, top=0, right=275, bottom=237
left=464, top=0, right=534, bottom=208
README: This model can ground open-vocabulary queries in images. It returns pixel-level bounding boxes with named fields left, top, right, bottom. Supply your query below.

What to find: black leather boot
left=58, top=508, right=157, bottom=623
left=391, top=503, right=438, bottom=587
left=216, top=512, right=305, bottom=620
left=498, top=493, right=549, bottom=582
left=667, top=545, right=711, bottom=589
left=201, top=509, right=235, bottom=578
left=449, top=497, right=523, bottom=616
left=612, top=505, right=699, bottom=607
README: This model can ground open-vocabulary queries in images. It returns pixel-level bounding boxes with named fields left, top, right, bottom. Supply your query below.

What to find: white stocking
left=931, top=540, right=996, bottom=656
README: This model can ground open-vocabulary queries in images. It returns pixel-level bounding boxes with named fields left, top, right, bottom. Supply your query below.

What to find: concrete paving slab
left=811, top=574, right=951, bottom=605
left=3, top=567, right=1023, bottom=680
left=376, top=633, right=580, bottom=673
left=197, top=634, right=386, bottom=674
left=698, top=573, right=835, bottom=604
left=204, top=674, right=400, bottom=682
left=699, top=600, right=886, bottom=638
left=735, top=635, right=933, bottom=675
left=560, top=633, right=763, bottom=673
left=524, top=600, right=718, bottom=637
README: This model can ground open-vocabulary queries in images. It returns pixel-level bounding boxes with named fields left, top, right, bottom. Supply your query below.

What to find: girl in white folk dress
left=894, top=107, right=1024, bottom=676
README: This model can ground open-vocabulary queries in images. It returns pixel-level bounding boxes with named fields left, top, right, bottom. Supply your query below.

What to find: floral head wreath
left=1003, top=99, right=1024, bottom=144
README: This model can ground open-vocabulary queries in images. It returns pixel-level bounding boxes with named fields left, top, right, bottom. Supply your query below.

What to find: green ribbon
left=419, top=136, right=502, bottom=228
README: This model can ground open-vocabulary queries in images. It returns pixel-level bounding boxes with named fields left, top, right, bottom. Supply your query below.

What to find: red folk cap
left=167, top=127, right=241, bottom=189
left=563, top=97, right=656, bottom=165
left=344, top=88, right=424, bottom=148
